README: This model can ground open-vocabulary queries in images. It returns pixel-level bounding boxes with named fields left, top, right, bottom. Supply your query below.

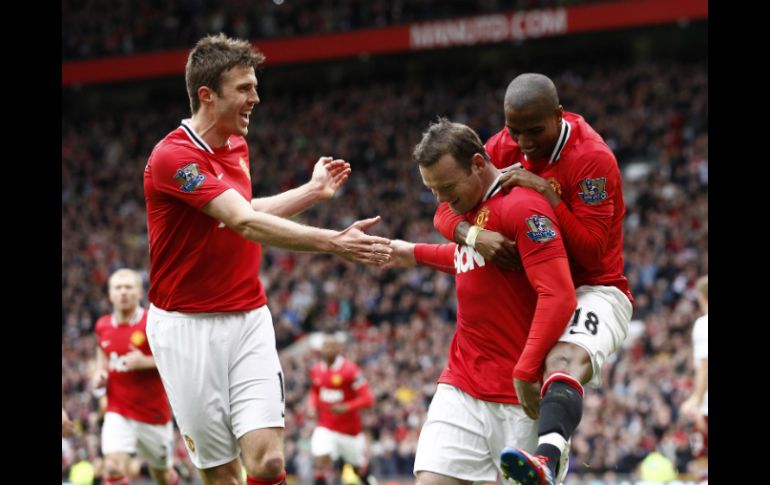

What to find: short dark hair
left=185, top=34, right=266, bottom=114
left=413, top=117, right=488, bottom=172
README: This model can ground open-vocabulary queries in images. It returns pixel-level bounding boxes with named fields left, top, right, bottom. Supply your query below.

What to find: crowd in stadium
left=62, top=58, right=707, bottom=483
left=63, top=0, right=600, bottom=60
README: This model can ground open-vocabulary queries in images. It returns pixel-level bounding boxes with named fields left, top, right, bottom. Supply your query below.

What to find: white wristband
left=465, top=225, right=482, bottom=248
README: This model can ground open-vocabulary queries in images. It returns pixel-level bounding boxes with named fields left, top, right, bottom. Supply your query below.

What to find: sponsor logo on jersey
left=454, top=245, right=486, bottom=274
left=320, top=387, right=344, bottom=403
left=183, top=435, right=196, bottom=453
left=174, top=163, right=206, bottom=192
left=577, top=177, right=607, bottom=204
left=130, top=331, right=146, bottom=347
left=525, top=215, right=557, bottom=243
left=475, top=206, right=490, bottom=228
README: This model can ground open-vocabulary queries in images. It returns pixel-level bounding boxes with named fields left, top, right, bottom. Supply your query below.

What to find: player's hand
left=332, top=216, right=392, bottom=265
left=62, top=408, right=75, bottom=437
left=501, top=169, right=560, bottom=207
left=312, top=156, right=351, bottom=200
left=91, top=369, right=108, bottom=389
left=381, top=239, right=416, bottom=269
left=123, top=347, right=150, bottom=371
left=679, top=396, right=701, bottom=420
left=474, top=229, right=522, bottom=271
left=514, top=378, right=541, bottom=420
left=330, top=403, right=349, bottom=414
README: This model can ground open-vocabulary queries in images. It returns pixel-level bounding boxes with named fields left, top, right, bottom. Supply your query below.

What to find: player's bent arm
left=91, top=346, right=109, bottom=388
left=434, top=202, right=466, bottom=243
left=553, top=202, right=610, bottom=268
left=251, top=157, right=350, bottom=217
left=204, top=189, right=390, bottom=262
left=513, top=257, right=577, bottom=382
left=347, top=383, right=375, bottom=411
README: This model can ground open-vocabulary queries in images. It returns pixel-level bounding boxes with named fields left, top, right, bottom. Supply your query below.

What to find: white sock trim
left=539, top=432, right=567, bottom=452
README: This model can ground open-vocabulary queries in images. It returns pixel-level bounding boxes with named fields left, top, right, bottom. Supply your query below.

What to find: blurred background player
left=92, top=268, right=178, bottom=485
left=680, top=275, right=708, bottom=480
left=310, top=333, right=375, bottom=485
left=433, top=73, right=633, bottom=484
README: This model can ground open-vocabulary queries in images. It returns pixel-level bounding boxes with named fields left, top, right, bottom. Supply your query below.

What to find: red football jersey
left=484, top=112, right=632, bottom=302
left=144, top=120, right=266, bottom=312
left=418, top=186, right=572, bottom=403
left=95, top=308, right=171, bottom=424
left=310, top=356, right=373, bottom=436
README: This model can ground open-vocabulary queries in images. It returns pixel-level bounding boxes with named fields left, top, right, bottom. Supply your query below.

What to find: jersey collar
left=180, top=119, right=232, bottom=153
left=111, top=306, right=144, bottom=327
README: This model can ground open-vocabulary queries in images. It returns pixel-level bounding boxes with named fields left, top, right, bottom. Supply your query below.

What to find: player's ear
left=198, top=86, right=215, bottom=107
left=471, top=153, right=487, bottom=170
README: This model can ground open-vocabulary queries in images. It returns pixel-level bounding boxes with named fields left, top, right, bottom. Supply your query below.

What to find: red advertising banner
left=62, top=0, right=706, bottom=87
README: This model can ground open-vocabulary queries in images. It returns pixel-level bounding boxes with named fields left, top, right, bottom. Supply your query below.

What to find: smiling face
left=505, top=104, right=563, bottom=162
left=211, top=65, right=260, bottom=137
left=419, top=153, right=486, bottom=214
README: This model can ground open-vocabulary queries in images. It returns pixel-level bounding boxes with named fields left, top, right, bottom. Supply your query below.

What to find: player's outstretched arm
left=204, top=188, right=391, bottom=265
left=251, top=156, right=351, bottom=217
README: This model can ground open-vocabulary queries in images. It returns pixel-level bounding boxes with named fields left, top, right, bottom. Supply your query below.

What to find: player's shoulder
left=151, top=127, right=206, bottom=161
left=94, top=314, right=113, bottom=333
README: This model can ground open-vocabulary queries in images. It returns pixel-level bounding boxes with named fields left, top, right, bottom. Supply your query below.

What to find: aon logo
left=319, top=387, right=344, bottom=403
left=108, top=352, right=130, bottom=372
left=455, top=246, right=486, bottom=274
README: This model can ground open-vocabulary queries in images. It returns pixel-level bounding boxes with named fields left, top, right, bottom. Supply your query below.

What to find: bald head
left=504, top=73, right=559, bottom=115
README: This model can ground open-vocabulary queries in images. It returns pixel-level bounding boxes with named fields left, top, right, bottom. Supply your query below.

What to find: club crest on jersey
left=239, top=157, right=251, bottom=180
left=475, top=206, right=490, bottom=228
left=130, top=331, right=145, bottom=347
left=331, top=374, right=342, bottom=386
left=183, top=435, right=196, bottom=453
left=548, top=177, right=563, bottom=198
left=525, top=215, right=557, bottom=243
left=577, top=177, right=607, bottom=204
left=174, top=163, right=206, bottom=192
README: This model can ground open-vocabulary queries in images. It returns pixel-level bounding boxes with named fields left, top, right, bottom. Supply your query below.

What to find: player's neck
left=115, top=307, right=137, bottom=324
left=190, top=112, right=230, bottom=148
left=480, top=167, right=501, bottom=197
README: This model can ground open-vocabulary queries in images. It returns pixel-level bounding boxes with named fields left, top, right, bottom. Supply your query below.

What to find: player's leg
left=101, top=412, right=138, bottom=485
left=502, top=285, right=631, bottom=484
left=231, top=306, right=287, bottom=485
left=146, top=307, right=243, bottom=484
left=414, top=384, right=501, bottom=485
left=136, top=420, right=180, bottom=485
left=339, top=431, right=375, bottom=485
left=311, top=427, right=339, bottom=485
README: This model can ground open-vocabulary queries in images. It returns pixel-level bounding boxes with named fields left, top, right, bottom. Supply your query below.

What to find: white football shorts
left=414, top=384, right=537, bottom=483
left=311, top=426, right=367, bottom=467
left=147, top=304, right=285, bottom=469
left=101, top=411, right=174, bottom=470
left=558, top=285, right=632, bottom=388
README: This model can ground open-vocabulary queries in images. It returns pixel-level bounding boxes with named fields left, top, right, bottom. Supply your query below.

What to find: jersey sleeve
left=434, top=203, right=465, bottom=242
left=414, top=243, right=457, bottom=274
left=555, top=149, right=619, bottom=267
left=347, top=365, right=374, bottom=411
left=149, top=145, right=231, bottom=210
left=309, top=366, right=320, bottom=410
left=513, top=257, right=576, bottom=382
left=499, top=188, right=568, bottom=267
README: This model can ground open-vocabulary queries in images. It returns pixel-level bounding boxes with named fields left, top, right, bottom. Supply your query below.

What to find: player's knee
left=244, top=452, right=284, bottom=479
left=544, top=348, right=571, bottom=374
left=103, top=455, right=125, bottom=476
